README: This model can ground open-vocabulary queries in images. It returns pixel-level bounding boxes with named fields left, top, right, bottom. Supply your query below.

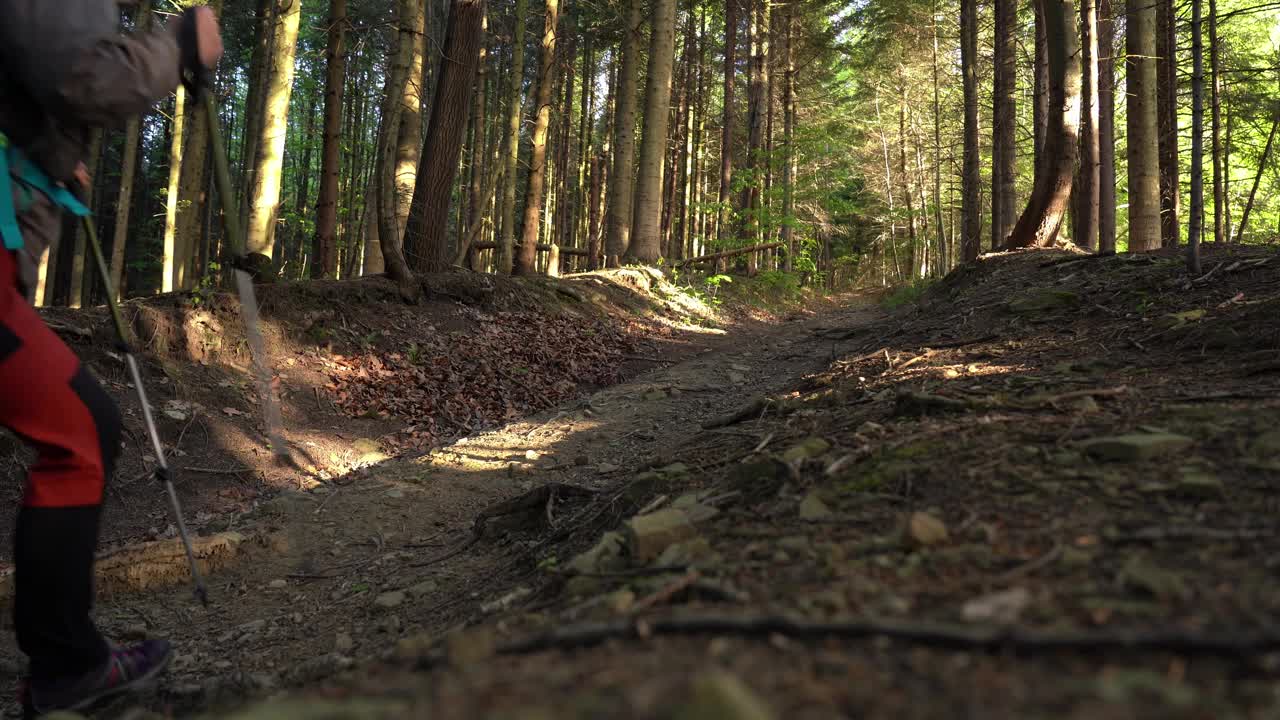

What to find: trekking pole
left=81, top=216, right=209, bottom=608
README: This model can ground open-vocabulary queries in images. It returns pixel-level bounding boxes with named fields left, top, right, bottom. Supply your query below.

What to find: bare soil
left=6, top=246, right=1280, bottom=719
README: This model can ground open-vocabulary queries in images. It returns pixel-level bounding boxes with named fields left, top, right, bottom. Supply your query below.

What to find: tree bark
left=1098, top=0, right=1117, bottom=253
left=162, top=88, right=186, bottom=293
left=605, top=0, right=643, bottom=266
left=1209, top=0, right=1224, bottom=244
left=1033, top=0, right=1048, bottom=163
left=512, top=0, right=560, bottom=274
left=239, top=0, right=276, bottom=237
left=497, top=0, right=528, bottom=273
left=781, top=1, right=795, bottom=272
left=931, top=5, right=946, bottom=271
left=716, top=0, right=737, bottom=249
left=959, top=0, right=981, bottom=262
left=1004, top=0, right=1081, bottom=249
left=992, top=0, right=1017, bottom=251
left=109, top=0, right=154, bottom=300
left=245, top=0, right=301, bottom=274
left=1126, top=0, right=1161, bottom=251
left=312, top=0, right=347, bottom=280
left=1187, top=0, right=1203, bottom=272
left=737, top=0, right=768, bottom=250
left=626, top=0, right=679, bottom=263
left=1156, top=0, right=1179, bottom=248
left=403, top=0, right=486, bottom=276
left=1073, top=0, right=1100, bottom=250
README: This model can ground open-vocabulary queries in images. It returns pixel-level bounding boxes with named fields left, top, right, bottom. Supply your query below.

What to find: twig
left=636, top=494, right=670, bottom=516
left=622, top=355, right=672, bottom=364
left=629, top=571, right=701, bottom=614
left=181, top=466, right=248, bottom=475
left=313, top=487, right=341, bottom=515
left=994, top=543, right=1063, bottom=583
left=1105, top=526, right=1274, bottom=544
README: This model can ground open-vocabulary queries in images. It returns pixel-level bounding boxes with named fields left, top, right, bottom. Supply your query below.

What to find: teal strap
left=0, top=132, right=91, bottom=252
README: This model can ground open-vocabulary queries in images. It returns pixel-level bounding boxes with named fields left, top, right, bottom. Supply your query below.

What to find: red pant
left=0, top=247, right=116, bottom=682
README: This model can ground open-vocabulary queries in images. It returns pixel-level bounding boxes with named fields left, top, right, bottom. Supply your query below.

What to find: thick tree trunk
left=1156, top=0, right=1179, bottom=248
left=1126, top=0, right=1162, bottom=251
left=312, top=0, right=347, bottom=279
left=605, top=0, right=643, bottom=265
left=716, top=0, right=737, bottom=249
left=959, top=0, right=981, bottom=262
left=245, top=0, right=301, bottom=274
left=626, top=0, right=679, bottom=263
left=1188, top=0, right=1203, bottom=272
left=1074, top=0, right=1100, bottom=250
left=393, top=0, right=428, bottom=247
left=239, top=0, right=276, bottom=237
left=402, top=0, right=486, bottom=276
left=513, top=0, right=560, bottom=274
left=1005, top=0, right=1081, bottom=249
left=992, top=0, right=1017, bottom=251
left=1098, top=0, right=1117, bottom=253
left=1209, top=0, right=1224, bottom=244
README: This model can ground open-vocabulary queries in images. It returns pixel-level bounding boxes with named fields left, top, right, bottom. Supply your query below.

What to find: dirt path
left=0, top=294, right=883, bottom=718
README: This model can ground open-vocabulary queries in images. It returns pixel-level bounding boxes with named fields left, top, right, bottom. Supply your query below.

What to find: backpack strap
left=0, top=131, right=91, bottom=251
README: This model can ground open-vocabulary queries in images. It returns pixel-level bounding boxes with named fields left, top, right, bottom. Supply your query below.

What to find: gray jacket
left=0, top=0, right=181, bottom=300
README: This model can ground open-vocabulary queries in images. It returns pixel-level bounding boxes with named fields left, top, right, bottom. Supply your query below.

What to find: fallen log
left=471, top=241, right=590, bottom=257
left=676, top=242, right=784, bottom=266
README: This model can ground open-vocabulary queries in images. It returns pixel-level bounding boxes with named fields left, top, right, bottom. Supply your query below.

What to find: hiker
left=0, top=2, right=222, bottom=714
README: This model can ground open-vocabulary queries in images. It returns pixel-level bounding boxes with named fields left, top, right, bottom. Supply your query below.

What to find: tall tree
left=313, top=0, right=348, bottom=279
left=627, top=0, right=678, bottom=262
left=959, top=0, right=980, bottom=261
left=1156, top=0, right=1179, bottom=247
left=239, top=0, right=276, bottom=236
left=991, top=0, right=1017, bottom=250
left=1126, top=0, right=1161, bottom=251
left=1033, top=0, right=1048, bottom=161
left=605, top=0, right=642, bottom=265
left=498, top=0, right=528, bottom=273
left=513, top=0, right=560, bottom=274
left=245, top=0, right=302, bottom=274
left=1208, top=0, right=1224, bottom=244
left=162, top=88, right=186, bottom=293
left=1097, top=0, right=1117, bottom=253
left=1004, top=0, right=1081, bottom=248
left=738, top=0, right=769, bottom=247
left=1074, top=0, right=1100, bottom=250
left=403, top=0, right=487, bottom=276
left=781, top=1, right=795, bottom=271
left=1187, top=0, right=1204, bottom=272
left=716, top=0, right=738, bottom=248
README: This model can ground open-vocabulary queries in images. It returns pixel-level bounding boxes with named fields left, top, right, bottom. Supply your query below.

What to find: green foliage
left=881, top=279, right=934, bottom=309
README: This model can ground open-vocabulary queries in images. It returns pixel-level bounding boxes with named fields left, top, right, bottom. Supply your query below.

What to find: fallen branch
left=675, top=242, right=784, bottom=266
left=701, top=396, right=777, bottom=429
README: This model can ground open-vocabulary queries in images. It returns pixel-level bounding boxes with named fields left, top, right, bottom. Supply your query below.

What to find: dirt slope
left=11, top=245, right=1280, bottom=719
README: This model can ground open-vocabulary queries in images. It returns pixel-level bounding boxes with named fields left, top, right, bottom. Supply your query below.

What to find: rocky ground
left=8, top=245, right=1280, bottom=719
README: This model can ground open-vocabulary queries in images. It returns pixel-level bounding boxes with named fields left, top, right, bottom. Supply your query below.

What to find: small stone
left=597, top=463, right=621, bottom=473
left=1174, top=471, right=1224, bottom=499
left=904, top=512, right=949, bottom=548
left=573, top=455, right=590, bottom=466
left=569, top=531, right=628, bottom=574
left=373, top=591, right=406, bottom=610
left=1079, top=433, right=1194, bottom=462
left=798, top=492, right=833, bottom=520
left=268, top=579, right=288, bottom=589
left=335, top=632, right=354, bottom=653
left=961, top=587, right=1032, bottom=624
left=626, top=509, right=697, bottom=562
left=783, top=437, right=831, bottom=463
left=656, top=537, right=718, bottom=567
left=727, top=371, right=747, bottom=385
left=674, top=670, right=776, bottom=720
left=407, top=580, right=439, bottom=598
left=525, top=450, right=541, bottom=461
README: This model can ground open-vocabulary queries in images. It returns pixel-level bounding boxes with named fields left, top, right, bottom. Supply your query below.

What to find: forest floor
left=6, top=244, right=1280, bottom=719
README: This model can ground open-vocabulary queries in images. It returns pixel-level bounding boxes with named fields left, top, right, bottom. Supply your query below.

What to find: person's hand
left=73, top=162, right=90, bottom=191
left=173, top=6, right=224, bottom=69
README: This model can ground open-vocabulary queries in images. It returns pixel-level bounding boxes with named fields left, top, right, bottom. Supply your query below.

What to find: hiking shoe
left=21, top=639, right=173, bottom=717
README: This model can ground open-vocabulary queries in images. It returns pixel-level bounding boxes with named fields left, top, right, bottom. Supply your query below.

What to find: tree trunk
left=312, top=0, right=347, bottom=280
left=626, top=0, right=679, bottom=263
left=1209, top=0, right=1224, bottom=244
left=1187, top=0, right=1203, bottom=272
left=512, top=0, right=560, bottom=274
left=1126, top=0, right=1161, bottom=251
left=930, top=6, right=945, bottom=271
left=898, top=87, right=916, bottom=275
left=162, top=89, right=186, bottom=293
left=959, top=0, right=981, bottom=262
left=551, top=22, right=575, bottom=276
left=1156, top=0, right=1179, bottom=248
left=1033, top=0, right=1048, bottom=163
left=109, top=0, right=153, bottom=301
left=781, top=2, right=795, bottom=272
left=245, top=0, right=302, bottom=274
left=737, top=0, right=767, bottom=249
left=1074, top=0, right=1100, bottom=250
left=497, top=0, right=528, bottom=273
left=393, top=0, right=428, bottom=243
left=1098, top=0, right=1117, bottom=253
left=605, top=0, right=642, bottom=266
left=716, top=0, right=737, bottom=249
left=1234, top=118, right=1278, bottom=244
left=992, top=0, right=1017, bottom=251
left=1004, top=0, right=1081, bottom=249
left=465, top=11, right=490, bottom=271
left=240, top=0, right=276, bottom=237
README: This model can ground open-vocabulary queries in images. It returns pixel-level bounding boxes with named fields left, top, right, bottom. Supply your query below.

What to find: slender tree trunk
left=627, top=0, right=679, bottom=263
left=240, top=0, right=276, bottom=237
left=959, top=0, right=981, bottom=262
left=898, top=85, right=916, bottom=275
left=576, top=39, right=595, bottom=259
left=781, top=1, right=795, bottom=272
left=738, top=0, right=768, bottom=250
left=1098, top=0, right=1117, bottom=253
left=1188, top=0, right=1203, bottom=272
left=1126, top=0, right=1162, bottom=251
left=393, top=0, right=429, bottom=245
left=1074, top=0, right=1100, bottom=250
left=295, top=91, right=318, bottom=277
left=109, top=0, right=153, bottom=300
left=716, top=0, right=738, bottom=249
left=245, top=0, right=302, bottom=275
left=551, top=21, right=575, bottom=275
left=162, top=89, right=186, bottom=293
left=605, top=0, right=643, bottom=265
left=1033, top=0, right=1048, bottom=163
left=463, top=11, right=490, bottom=270
left=1005, top=0, right=1081, bottom=249
left=312, top=0, right=347, bottom=279
left=930, top=5, right=945, bottom=272
left=674, top=10, right=695, bottom=261
left=992, top=0, right=1017, bottom=251
left=1234, top=118, right=1278, bottom=244
left=1209, top=0, right=1224, bottom=244
left=497, top=0, right=528, bottom=272
left=513, top=0, right=560, bottom=274
left=876, top=87, right=900, bottom=276
left=1156, top=0, right=1179, bottom=248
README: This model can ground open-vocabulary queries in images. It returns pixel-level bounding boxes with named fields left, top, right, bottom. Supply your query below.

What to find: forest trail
left=3, top=287, right=885, bottom=719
